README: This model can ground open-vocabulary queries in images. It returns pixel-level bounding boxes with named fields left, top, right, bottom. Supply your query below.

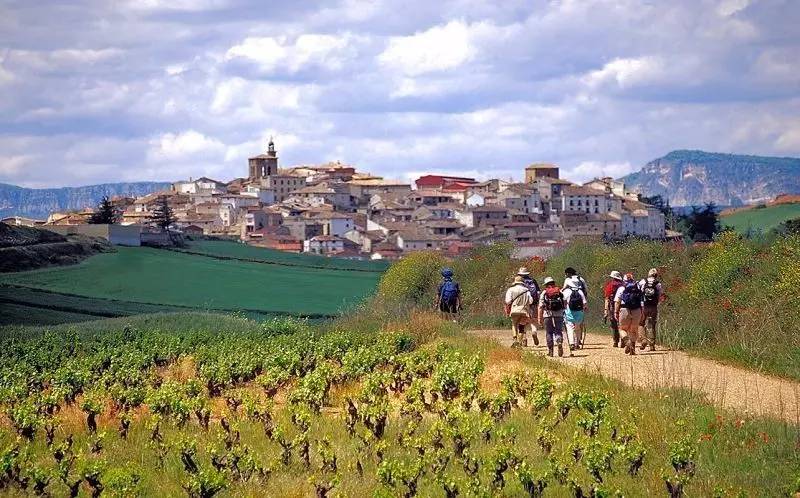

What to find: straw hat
left=543, top=277, right=555, bottom=285
left=513, top=275, right=525, bottom=284
left=517, top=267, right=531, bottom=276
left=609, top=270, right=623, bottom=281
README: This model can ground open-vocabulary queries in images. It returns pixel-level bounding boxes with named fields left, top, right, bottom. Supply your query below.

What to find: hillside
left=621, top=150, right=800, bottom=206
left=0, top=224, right=113, bottom=272
left=0, top=181, right=171, bottom=219
left=0, top=246, right=382, bottom=324
left=721, top=203, right=800, bottom=233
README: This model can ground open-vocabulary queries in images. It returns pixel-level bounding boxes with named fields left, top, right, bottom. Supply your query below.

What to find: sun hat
left=609, top=270, right=623, bottom=281
left=648, top=268, right=658, bottom=277
left=517, top=267, right=530, bottom=276
left=543, top=277, right=555, bottom=285
left=624, top=272, right=634, bottom=282
left=513, top=275, right=525, bottom=284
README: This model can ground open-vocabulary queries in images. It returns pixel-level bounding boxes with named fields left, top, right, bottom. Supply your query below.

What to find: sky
left=0, top=0, right=798, bottom=188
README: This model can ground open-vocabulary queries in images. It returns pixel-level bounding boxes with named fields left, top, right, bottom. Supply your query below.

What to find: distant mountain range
left=621, top=150, right=800, bottom=207
left=0, top=182, right=171, bottom=220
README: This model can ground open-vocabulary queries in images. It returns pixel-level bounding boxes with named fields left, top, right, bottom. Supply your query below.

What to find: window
left=578, top=200, right=582, bottom=206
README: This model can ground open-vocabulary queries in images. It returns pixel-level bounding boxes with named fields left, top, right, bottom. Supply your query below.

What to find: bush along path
left=470, top=329, right=800, bottom=425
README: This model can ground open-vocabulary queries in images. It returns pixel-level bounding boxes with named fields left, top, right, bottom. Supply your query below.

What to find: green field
left=179, top=239, right=389, bottom=272
left=721, top=203, right=800, bottom=233
left=0, top=246, right=382, bottom=324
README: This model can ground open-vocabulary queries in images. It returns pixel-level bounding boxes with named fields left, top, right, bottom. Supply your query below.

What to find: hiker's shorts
left=439, top=299, right=458, bottom=313
left=618, top=308, right=642, bottom=330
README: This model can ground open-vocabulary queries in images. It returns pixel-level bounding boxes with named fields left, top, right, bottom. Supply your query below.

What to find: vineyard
left=0, top=246, right=382, bottom=325
left=0, top=312, right=797, bottom=497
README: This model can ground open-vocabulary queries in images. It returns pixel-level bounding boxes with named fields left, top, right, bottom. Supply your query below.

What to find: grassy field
left=0, top=246, right=382, bottom=324
left=0, top=312, right=797, bottom=497
left=720, top=203, right=800, bottom=233
left=180, top=240, right=389, bottom=272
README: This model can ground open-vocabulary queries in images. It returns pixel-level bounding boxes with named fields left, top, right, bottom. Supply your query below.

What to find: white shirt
left=505, top=284, right=533, bottom=314
left=563, top=276, right=588, bottom=295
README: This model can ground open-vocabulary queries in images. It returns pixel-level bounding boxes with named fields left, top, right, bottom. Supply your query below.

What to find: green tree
left=775, top=218, right=800, bottom=236
left=149, top=196, right=176, bottom=231
left=682, top=203, right=720, bottom=241
left=88, top=196, right=118, bottom=224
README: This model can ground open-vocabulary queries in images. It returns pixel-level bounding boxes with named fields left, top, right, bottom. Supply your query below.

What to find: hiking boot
left=557, top=344, right=564, bottom=357
left=639, top=342, right=646, bottom=351
left=649, top=344, right=656, bottom=352
left=522, top=337, right=529, bottom=347
left=613, top=341, right=619, bottom=348
left=532, top=334, right=539, bottom=346
left=511, top=341, right=522, bottom=349
left=569, top=344, right=575, bottom=351
left=548, top=346, right=554, bottom=357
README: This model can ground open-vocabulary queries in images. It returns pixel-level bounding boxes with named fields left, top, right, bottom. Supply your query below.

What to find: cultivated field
left=178, top=240, right=389, bottom=272
left=0, top=313, right=797, bottom=497
left=720, top=203, right=800, bottom=233
left=0, top=246, right=382, bottom=325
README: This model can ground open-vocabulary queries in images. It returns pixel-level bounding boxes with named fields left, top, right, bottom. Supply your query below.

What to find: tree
left=149, top=196, right=176, bottom=231
left=775, top=218, right=800, bottom=236
left=88, top=196, right=118, bottom=224
left=640, top=194, right=678, bottom=230
left=681, top=203, right=721, bottom=241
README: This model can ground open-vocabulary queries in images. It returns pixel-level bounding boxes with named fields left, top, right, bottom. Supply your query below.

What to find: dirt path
left=469, top=329, right=800, bottom=424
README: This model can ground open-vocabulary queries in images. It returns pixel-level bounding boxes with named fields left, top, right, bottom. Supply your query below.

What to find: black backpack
left=642, top=279, right=659, bottom=306
left=567, top=287, right=584, bottom=311
left=620, top=282, right=642, bottom=310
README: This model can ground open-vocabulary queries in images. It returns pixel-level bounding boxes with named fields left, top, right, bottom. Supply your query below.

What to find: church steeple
left=267, top=136, right=276, bottom=157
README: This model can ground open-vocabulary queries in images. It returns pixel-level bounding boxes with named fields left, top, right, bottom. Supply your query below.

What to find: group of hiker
left=435, top=265, right=665, bottom=357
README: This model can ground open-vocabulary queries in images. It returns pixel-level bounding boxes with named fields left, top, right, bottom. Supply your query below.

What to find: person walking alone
left=538, top=277, right=566, bottom=357
left=517, top=267, right=540, bottom=346
left=614, top=273, right=643, bottom=355
left=505, top=275, right=534, bottom=348
left=638, top=268, right=665, bottom=352
left=603, top=271, right=625, bottom=347
left=563, top=275, right=588, bottom=354
left=435, top=268, right=461, bottom=321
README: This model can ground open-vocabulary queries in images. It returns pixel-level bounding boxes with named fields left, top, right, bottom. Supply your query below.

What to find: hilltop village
left=37, top=140, right=667, bottom=259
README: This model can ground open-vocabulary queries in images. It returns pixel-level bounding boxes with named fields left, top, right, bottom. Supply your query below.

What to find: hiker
left=517, top=267, right=541, bottom=346
left=563, top=275, right=588, bottom=354
left=638, top=268, right=665, bottom=352
left=537, top=277, right=566, bottom=357
left=564, top=267, right=589, bottom=344
left=505, top=275, right=535, bottom=348
left=603, top=271, right=625, bottom=347
left=436, top=268, right=461, bottom=320
left=614, top=273, right=642, bottom=355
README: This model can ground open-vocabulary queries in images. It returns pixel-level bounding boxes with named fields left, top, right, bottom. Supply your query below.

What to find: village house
left=525, top=163, right=560, bottom=182
left=415, top=174, right=477, bottom=190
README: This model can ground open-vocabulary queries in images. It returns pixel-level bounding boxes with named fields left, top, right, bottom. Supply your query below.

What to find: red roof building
left=415, top=175, right=478, bottom=190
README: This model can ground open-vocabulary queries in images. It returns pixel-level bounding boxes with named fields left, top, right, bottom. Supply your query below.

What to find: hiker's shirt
left=538, top=289, right=565, bottom=318
left=505, top=284, right=533, bottom=315
left=563, top=276, right=588, bottom=296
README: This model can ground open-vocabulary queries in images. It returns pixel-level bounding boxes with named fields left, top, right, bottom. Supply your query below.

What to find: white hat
left=648, top=268, right=658, bottom=277
left=610, top=270, right=623, bottom=281
left=543, top=277, right=555, bottom=285
left=517, top=267, right=531, bottom=276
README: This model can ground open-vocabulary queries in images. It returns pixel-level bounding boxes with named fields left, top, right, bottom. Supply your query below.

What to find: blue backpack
left=620, top=282, right=642, bottom=310
left=440, top=280, right=460, bottom=303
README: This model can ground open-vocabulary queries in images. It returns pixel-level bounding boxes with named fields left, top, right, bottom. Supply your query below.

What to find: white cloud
left=148, top=130, right=225, bottom=161
left=378, top=20, right=477, bottom=75
left=210, top=77, right=307, bottom=115
left=569, top=161, right=637, bottom=183
left=583, top=56, right=665, bottom=89
left=225, top=34, right=356, bottom=74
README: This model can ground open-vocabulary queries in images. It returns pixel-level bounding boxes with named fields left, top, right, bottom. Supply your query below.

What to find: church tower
left=248, top=138, right=279, bottom=179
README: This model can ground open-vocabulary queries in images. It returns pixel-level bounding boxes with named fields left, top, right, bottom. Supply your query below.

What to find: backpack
left=440, top=280, right=460, bottom=303
left=642, top=279, right=660, bottom=306
left=567, top=287, right=584, bottom=311
left=620, top=282, right=642, bottom=310
left=543, top=287, right=564, bottom=312
left=523, top=278, right=540, bottom=302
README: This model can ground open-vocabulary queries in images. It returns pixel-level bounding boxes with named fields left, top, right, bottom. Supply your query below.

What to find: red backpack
left=543, top=287, right=564, bottom=312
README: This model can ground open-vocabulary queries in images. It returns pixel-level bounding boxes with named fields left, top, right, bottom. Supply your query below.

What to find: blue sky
left=0, top=0, right=798, bottom=188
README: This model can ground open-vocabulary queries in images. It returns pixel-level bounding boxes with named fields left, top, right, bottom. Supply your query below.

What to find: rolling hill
left=0, top=181, right=171, bottom=219
left=720, top=203, right=800, bottom=234
left=0, top=243, right=384, bottom=325
left=621, top=150, right=800, bottom=206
